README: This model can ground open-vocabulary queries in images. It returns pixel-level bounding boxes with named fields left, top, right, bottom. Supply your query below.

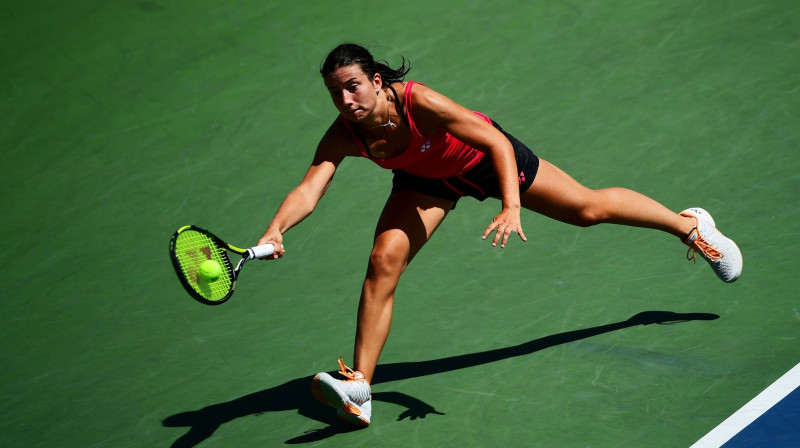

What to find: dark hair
left=320, top=43, right=411, bottom=85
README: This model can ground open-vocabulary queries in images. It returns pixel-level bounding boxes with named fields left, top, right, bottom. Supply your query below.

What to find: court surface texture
left=2, top=1, right=798, bottom=446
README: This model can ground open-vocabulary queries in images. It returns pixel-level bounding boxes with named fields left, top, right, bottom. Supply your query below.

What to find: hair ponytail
left=320, top=43, right=411, bottom=85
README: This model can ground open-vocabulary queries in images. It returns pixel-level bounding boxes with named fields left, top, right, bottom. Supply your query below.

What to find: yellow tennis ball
left=198, top=259, right=222, bottom=282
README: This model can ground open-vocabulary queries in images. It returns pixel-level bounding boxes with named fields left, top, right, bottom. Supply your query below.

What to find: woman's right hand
left=257, top=230, right=285, bottom=260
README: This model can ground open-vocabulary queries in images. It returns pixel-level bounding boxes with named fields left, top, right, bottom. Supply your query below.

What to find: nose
left=340, top=90, right=354, bottom=107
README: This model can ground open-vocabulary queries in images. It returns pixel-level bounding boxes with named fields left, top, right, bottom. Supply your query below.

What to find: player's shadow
left=162, top=310, right=718, bottom=446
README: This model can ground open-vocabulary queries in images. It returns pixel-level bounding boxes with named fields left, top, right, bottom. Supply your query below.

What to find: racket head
left=169, top=225, right=239, bottom=305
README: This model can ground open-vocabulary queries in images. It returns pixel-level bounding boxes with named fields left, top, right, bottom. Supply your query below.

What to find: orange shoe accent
left=335, top=355, right=366, bottom=381
left=342, top=402, right=363, bottom=417
left=684, top=228, right=724, bottom=262
left=338, top=403, right=369, bottom=427
left=310, top=377, right=327, bottom=405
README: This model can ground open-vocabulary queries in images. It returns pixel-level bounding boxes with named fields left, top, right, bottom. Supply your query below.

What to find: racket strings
left=173, top=230, right=234, bottom=302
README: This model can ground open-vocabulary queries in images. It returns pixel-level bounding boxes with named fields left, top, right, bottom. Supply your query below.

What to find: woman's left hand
left=482, top=207, right=527, bottom=248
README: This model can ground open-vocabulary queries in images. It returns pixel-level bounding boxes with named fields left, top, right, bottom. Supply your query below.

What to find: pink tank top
left=341, top=81, right=490, bottom=178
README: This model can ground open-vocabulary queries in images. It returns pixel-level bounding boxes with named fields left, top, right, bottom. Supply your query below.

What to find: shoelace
left=685, top=228, right=723, bottom=262
left=337, top=356, right=364, bottom=381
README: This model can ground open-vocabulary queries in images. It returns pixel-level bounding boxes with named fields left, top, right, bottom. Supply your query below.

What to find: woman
left=257, top=43, right=742, bottom=427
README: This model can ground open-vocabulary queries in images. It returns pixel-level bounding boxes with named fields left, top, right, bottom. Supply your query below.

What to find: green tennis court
left=2, top=1, right=798, bottom=446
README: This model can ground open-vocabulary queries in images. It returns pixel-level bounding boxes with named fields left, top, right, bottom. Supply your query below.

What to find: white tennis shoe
left=311, top=357, right=372, bottom=427
left=680, top=208, right=742, bottom=283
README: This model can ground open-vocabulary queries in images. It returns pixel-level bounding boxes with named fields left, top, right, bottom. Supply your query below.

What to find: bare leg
left=354, top=191, right=453, bottom=383
left=522, top=159, right=696, bottom=238
left=354, top=160, right=693, bottom=382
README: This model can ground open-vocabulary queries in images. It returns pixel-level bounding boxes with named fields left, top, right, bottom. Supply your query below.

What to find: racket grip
left=248, top=244, right=276, bottom=259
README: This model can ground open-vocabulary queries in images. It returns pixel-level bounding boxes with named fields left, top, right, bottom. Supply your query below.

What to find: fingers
left=495, top=227, right=522, bottom=248
left=268, top=241, right=285, bottom=260
left=270, top=244, right=285, bottom=260
left=481, top=214, right=527, bottom=248
left=257, top=234, right=285, bottom=260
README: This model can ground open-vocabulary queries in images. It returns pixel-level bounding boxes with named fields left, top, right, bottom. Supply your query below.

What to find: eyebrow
left=326, top=77, right=359, bottom=89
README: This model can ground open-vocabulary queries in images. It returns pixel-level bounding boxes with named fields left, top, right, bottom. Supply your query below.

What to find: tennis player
left=257, top=43, right=742, bottom=427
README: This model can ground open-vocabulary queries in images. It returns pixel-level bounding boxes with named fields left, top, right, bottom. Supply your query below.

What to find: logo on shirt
left=420, top=140, right=431, bottom=152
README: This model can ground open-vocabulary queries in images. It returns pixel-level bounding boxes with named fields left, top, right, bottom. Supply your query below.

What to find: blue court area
left=693, top=363, right=800, bottom=447
left=723, top=388, right=800, bottom=447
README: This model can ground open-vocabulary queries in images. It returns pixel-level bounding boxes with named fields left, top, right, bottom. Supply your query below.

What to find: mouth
left=346, top=107, right=367, bottom=121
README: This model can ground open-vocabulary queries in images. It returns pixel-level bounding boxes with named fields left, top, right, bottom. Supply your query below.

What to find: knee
left=574, top=205, right=607, bottom=227
left=574, top=187, right=635, bottom=226
left=570, top=191, right=613, bottom=227
left=367, top=239, right=409, bottom=278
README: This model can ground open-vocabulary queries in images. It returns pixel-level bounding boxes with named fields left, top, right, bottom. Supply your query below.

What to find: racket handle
left=248, top=243, right=276, bottom=259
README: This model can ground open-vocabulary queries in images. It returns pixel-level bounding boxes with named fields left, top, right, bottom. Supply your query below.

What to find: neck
left=364, top=91, right=396, bottom=130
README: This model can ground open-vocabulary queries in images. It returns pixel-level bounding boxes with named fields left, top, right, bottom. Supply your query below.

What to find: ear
left=372, top=72, right=383, bottom=90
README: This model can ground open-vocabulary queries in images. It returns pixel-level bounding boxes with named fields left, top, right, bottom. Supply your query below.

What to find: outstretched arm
left=411, top=84, right=527, bottom=248
left=257, top=122, right=355, bottom=258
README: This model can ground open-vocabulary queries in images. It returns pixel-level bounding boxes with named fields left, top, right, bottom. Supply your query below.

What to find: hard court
left=2, top=1, right=798, bottom=446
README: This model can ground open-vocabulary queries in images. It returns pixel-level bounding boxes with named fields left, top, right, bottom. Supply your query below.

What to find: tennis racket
left=169, top=225, right=277, bottom=305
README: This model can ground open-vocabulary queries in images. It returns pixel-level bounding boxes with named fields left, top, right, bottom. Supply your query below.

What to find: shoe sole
left=336, top=405, right=370, bottom=427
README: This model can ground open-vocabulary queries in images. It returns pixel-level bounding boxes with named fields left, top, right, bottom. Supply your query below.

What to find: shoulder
left=315, top=117, right=361, bottom=161
left=401, top=80, right=435, bottom=105
left=402, top=82, right=469, bottom=134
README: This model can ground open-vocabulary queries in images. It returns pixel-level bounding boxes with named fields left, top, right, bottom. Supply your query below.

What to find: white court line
left=691, top=362, right=800, bottom=448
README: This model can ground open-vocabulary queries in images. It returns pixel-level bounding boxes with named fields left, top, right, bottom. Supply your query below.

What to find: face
left=323, top=65, right=382, bottom=123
